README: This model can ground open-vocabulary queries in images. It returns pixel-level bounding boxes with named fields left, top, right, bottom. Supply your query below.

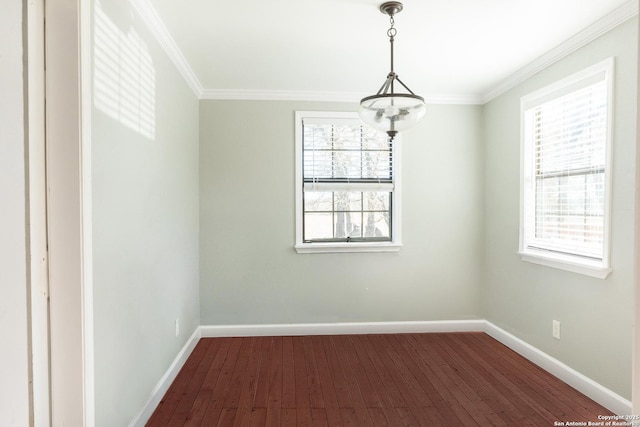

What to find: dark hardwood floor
left=146, top=332, right=613, bottom=426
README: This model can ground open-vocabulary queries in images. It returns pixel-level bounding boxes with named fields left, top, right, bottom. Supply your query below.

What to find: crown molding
left=129, top=0, right=636, bottom=105
left=200, top=89, right=363, bottom=103
left=481, top=0, right=638, bottom=104
left=129, top=0, right=204, bottom=98
left=201, top=89, right=483, bottom=105
left=427, top=94, right=484, bottom=105
left=125, top=0, right=482, bottom=106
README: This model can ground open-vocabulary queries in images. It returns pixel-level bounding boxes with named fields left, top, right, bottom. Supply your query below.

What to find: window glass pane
left=303, top=190, right=392, bottom=241
left=584, top=216, right=604, bottom=245
left=303, top=126, right=332, bottom=150
left=304, top=213, right=334, bottom=240
left=534, top=173, right=605, bottom=252
left=363, top=191, right=390, bottom=211
left=586, top=173, right=605, bottom=215
left=334, top=191, right=362, bottom=212
left=303, top=151, right=333, bottom=179
left=332, top=125, right=363, bottom=150
left=566, top=175, right=586, bottom=215
left=333, top=152, right=365, bottom=179
left=362, top=131, right=391, bottom=151
left=363, top=212, right=390, bottom=238
left=304, top=191, right=333, bottom=212
left=334, top=211, right=363, bottom=239
left=362, top=151, right=392, bottom=179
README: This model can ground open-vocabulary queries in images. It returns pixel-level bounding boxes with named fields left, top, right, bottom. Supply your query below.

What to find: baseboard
left=199, top=319, right=486, bottom=337
left=483, top=321, right=632, bottom=415
left=130, top=319, right=632, bottom=425
left=128, top=327, right=202, bottom=427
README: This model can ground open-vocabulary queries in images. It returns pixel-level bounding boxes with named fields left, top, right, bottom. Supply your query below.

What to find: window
left=519, top=58, right=613, bottom=278
left=295, top=111, right=401, bottom=253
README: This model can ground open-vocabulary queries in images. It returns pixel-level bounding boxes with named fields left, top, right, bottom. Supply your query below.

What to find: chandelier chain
left=387, top=14, right=397, bottom=75
left=387, top=16, right=397, bottom=39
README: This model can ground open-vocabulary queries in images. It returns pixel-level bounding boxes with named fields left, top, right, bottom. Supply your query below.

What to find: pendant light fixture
left=358, top=1, right=426, bottom=141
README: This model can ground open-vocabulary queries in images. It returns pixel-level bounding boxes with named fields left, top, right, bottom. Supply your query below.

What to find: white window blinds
left=302, top=117, right=393, bottom=189
left=521, top=59, right=612, bottom=267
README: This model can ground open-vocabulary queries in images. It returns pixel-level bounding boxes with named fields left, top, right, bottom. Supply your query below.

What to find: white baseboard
left=199, top=319, right=485, bottom=337
left=130, top=319, right=632, bottom=425
left=128, top=327, right=201, bottom=427
left=483, top=321, right=632, bottom=415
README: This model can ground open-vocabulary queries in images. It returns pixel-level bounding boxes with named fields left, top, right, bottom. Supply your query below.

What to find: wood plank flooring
left=146, top=332, right=613, bottom=426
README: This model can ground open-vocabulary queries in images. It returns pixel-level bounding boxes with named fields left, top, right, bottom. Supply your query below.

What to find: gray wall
left=482, top=17, right=637, bottom=399
left=199, top=100, right=483, bottom=325
left=90, top=0, right=200, bottom=425
left=0, top=0, right=31, bottom=425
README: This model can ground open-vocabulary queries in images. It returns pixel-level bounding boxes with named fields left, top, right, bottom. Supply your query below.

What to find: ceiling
left=145, top=0, right=635, bottom=102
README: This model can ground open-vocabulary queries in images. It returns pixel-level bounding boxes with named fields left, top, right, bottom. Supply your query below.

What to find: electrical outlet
left=552, top=320, right=561, bottom=340
left=175, top=318, right=180, bottom=337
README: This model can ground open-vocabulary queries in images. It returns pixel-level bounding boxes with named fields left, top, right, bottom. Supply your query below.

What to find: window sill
left=518, top=249, right=611, bottom=279
left=295, top=242, right=402, bottom=254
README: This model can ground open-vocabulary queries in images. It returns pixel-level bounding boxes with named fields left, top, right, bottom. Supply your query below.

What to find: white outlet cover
left=552, top=320, right=561, bottom=340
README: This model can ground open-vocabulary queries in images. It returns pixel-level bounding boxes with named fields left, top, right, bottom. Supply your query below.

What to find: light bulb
left=384, top=104, right=400, bottom=118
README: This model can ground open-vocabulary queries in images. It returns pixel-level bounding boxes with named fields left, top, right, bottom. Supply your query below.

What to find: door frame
left=26, top=0, right=50, bottom=424
left=36, top=0, right=95, bottom=424
left=633, top=0, right=640, bottom=412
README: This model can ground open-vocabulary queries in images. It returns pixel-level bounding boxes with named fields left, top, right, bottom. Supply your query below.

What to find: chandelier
left=358, top=1, right=426, bottom=141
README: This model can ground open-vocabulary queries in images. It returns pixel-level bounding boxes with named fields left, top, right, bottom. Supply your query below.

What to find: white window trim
left=294, top=111, right=402, bottom=254
left=518, top=58, right=614, bottom=279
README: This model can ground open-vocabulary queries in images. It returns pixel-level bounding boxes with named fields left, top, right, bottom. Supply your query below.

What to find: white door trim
left=633, top=6, right=640, bottom=414
left=44, top=0, right=94, bottom=425
left=79, top=0, right=95, bottom=422
left=26, top=0, right=51, bottom=424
